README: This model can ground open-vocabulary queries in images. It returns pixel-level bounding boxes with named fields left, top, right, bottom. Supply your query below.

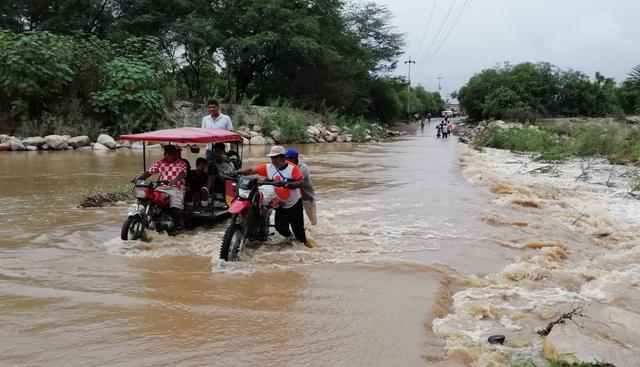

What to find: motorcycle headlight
left=238, top=188, right=251, bottom=199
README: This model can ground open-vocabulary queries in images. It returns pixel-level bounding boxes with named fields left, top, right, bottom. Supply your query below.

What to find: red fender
left=228, top=199, right=250, bottom=213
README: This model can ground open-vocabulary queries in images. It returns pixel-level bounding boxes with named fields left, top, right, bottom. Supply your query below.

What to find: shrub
left=90, top=56, right=166, bottom=133
left=0, top=31, right=74, bottom=121
left=474, top=123, right=557, bottom=152
left=261, top=109, right=307, bottom=143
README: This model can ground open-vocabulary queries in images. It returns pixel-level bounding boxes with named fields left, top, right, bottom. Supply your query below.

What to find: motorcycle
left=121, top=180, right=175, bottom=240
left=219, top=176, right=285, bottom=261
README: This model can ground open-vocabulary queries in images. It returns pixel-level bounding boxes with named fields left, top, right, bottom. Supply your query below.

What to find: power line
left=425, top=0, right=473, bottom=66
left=418, top=0, right=458, bottom=66
left=414, top=0, right=438, bottom=57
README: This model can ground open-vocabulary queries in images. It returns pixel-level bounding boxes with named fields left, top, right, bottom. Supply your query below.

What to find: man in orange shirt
left=236, top=146, right=309, bottom=247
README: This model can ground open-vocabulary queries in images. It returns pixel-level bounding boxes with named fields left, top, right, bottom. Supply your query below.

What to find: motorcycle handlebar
left=259, top=179, right=286, bottom=187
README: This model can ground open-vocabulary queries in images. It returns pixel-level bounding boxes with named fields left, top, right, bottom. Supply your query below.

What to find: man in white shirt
left=201, top=99, right=233, bottom=161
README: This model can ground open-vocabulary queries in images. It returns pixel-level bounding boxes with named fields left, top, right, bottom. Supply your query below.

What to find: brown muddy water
left=1, top=125, right=638, bottom=366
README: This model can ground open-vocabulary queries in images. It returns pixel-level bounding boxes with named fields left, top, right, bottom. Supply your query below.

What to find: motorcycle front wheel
left=220, top=219, right=245, bottom=261
left=121, top=216, right=146, bottom=241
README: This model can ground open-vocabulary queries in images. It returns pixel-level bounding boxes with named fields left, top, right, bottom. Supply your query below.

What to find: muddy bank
left=434, top=145, right=640, bottom=366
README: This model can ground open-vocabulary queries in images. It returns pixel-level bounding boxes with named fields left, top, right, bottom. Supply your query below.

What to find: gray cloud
left=375, top=0, right=640, bottom=98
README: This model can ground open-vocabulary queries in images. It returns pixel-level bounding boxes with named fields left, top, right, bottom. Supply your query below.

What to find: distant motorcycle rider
left=235, top=145, right=309, bottom=247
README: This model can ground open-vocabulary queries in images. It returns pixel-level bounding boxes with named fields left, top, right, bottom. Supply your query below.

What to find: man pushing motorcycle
left=235, top=145, right=310, bottom=247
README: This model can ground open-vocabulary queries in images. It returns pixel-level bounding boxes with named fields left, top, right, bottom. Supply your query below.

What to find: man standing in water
left=202, top=99, right=233, bottom=161
left=134, top=145, right=187, bottom=229
left=236, top=146, right=311, bottom=247
left=284, top=148, right=317, bottom=225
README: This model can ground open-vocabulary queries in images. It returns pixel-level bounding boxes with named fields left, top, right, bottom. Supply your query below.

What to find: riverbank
left=434, top=145, right=640, bottom=366
left=0, top=103, right=410, bottom=152
left=455, top=117, right=640, bottom=164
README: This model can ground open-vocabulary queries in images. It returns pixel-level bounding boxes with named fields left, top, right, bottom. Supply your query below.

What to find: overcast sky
left=374, top=0, right=640, bottom=99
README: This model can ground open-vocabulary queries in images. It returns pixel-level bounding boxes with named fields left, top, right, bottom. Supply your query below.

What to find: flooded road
left=2, top=124, right=637, bottom=366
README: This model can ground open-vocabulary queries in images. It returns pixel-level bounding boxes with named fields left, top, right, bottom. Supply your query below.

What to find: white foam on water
left=437, top=146, right=640, bottom=364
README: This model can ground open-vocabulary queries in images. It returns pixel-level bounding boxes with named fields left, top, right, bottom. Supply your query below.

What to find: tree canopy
left=1, top=0, right=428, bottom=134
left=457, top=62, right=639, bottom=121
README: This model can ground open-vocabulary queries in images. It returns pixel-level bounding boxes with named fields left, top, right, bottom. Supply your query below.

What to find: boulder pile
left=0, top=133, right=140, bottom=152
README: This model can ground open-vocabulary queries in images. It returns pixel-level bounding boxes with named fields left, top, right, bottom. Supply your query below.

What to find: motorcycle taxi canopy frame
left=119, top=127, right=244, bottom=170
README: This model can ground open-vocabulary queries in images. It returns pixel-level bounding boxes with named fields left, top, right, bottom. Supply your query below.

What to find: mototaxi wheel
left=220, top=220, right=245, bottom=261
left=121, top=216, right=146, bottom=240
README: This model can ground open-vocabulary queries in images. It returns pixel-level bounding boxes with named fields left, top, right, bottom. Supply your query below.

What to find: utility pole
left=404, top=57, right=416, bottom=118
left=437, top=74, right=444, bottom=93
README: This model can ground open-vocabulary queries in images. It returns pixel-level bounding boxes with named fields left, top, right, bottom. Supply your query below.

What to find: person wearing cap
left=202, top=99, right=233, bottom=161
left=133, top=145, right=188, bottom=229
left=284, top=148, right=317, bottom=225
left=235, top=145, right=309, bottom=247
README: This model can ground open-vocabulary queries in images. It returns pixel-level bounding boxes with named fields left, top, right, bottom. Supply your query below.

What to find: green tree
left=0, top=31, right=74, bottom=121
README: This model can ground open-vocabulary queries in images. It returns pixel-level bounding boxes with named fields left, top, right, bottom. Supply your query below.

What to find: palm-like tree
left=628, top=64, right=640, bottom=88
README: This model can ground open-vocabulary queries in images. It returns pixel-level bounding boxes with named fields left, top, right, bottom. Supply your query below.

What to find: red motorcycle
left=219, top=176, right=284, bottom=261
left=121, top=180, right=175, bottom=240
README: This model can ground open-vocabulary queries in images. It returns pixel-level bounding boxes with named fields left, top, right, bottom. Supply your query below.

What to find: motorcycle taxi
left=118, top=127, right=244, bottom=240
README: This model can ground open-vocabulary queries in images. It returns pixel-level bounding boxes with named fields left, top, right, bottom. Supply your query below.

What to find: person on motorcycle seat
left=134, top=144, right=187, bottom=229
left=235, top=145, right=310, bottom=247
left=186, top=157, right=209, bottom=206
left=206, top=142, right=235, bottom=196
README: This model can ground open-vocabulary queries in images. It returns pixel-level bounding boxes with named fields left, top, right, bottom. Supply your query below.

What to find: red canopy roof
left=120, top=127, right=243, bottom=144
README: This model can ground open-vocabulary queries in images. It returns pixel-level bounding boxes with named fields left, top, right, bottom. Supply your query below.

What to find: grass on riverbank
left=473, top=121, right=640, bottom=163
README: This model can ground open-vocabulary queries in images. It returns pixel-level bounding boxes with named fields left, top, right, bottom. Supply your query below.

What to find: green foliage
left=0, top=0, right=418, bottom=132
left=474, top=121, right=640, bottom=162
left=90, top=57, right=166, bottom=132
left=459, top=62, right=627, bottom=121
left=328, top=114, right=384, bottom=142
left=0, top=31, right=74, bottom=120
left=474, top=123, right=558, bottom=153
left=261, top=109, right=308, bottom=143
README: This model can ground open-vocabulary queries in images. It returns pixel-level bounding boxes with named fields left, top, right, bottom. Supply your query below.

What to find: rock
left=364, top=135, right=373, bottom=141
left=65, top=146, right=74, bottom=150
left=92, top=142, right=109, bottom=150
left=26, top=146, right=37, bottom=151
left=327, top=124, right=342, bottom=134
left=344, top=134, right=353, bottom=143
left=239, top=131, right=252, bottom=139
left=41, top=143, right=50, bottom=150
left=249, top=131, right=261, bottom=138
left=317, top=138, right=326, bottom=143
left=306, top=126, right=321, bottom=137
left=22, top=136, right=46, bottom=147
left=265, top=137, right=275, bottom=145
left=0, top=135, right=11, bottom=144
left=252, top=125, right=263, bottom=133
left=325, top=132, right=337, bottom=142
left=243, top=137, right=250, bottom=145
left=147, top=144, right=162, bottom=149
left=10, top=140, right=27, bottom=151
left=271, top=130, right=282, bottom=142
left=76, top=146, right=93, bottom=151
left=68, top=136, right=90, bottom=148
left=131, top=142, right=144, bottom=150
left=44, top=135, right=69, bottom=150
left=0, top=142, right=11, bottom=151
left=625, top=115, right=640, bottom=124
left=336, top=135, right=344, bottom=143
left=118, top=141, right=131, bottom=149
left=97, top=134, right=117, bottom=149
left=250, top=136, right=266, bottom=145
